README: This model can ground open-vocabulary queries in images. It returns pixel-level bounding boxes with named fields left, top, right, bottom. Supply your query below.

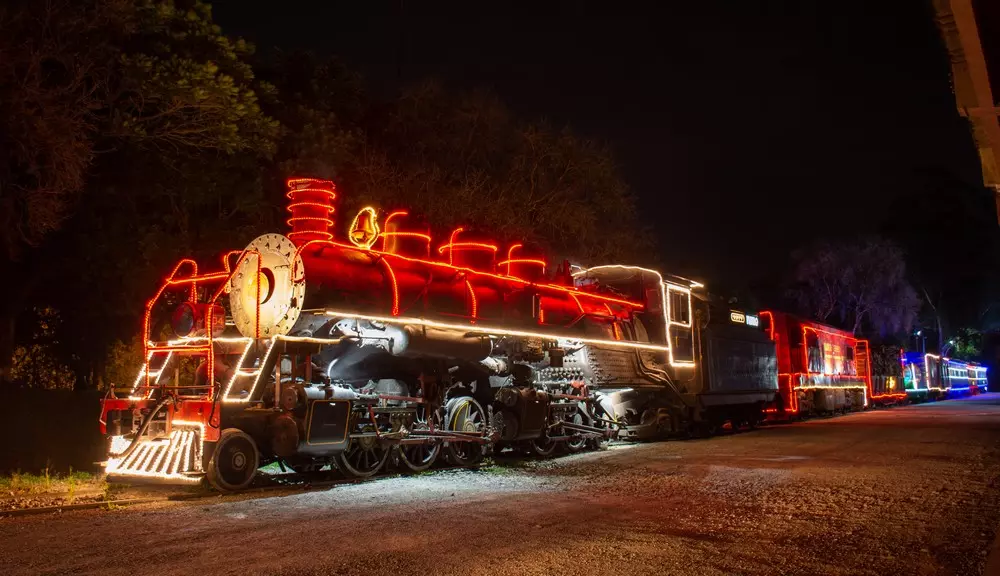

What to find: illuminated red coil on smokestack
left=286, top=178, right=336, bottom=244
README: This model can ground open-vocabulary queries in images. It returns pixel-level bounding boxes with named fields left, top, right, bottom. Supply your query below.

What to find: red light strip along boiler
left=379, top=258, right=401, bottom=316
left=291, top=240, right=645, bottom=310
left=465, top=279, right=478, bottom=321
left=437, top=228, right=499, bottom=264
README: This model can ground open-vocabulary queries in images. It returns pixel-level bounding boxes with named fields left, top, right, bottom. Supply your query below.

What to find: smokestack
left=285, top=178, right=336, bottom=245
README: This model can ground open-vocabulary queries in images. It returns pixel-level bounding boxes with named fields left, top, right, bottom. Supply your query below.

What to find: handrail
left=139, top=248, right=262, bottom=400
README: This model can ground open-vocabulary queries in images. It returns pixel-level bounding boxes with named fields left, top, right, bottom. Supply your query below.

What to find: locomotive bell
left=348, top=207, right=379, bottom=249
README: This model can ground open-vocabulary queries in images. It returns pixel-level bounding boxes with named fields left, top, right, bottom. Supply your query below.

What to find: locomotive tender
left=99, top=178, right=778, bottom=490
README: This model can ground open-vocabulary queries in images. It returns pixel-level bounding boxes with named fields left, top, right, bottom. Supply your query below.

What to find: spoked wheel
left=207, top=429, right=260, bottom=492
left=586, top=404, right=613, bottom=450
left=531, top=434, right=558, bottom=457
left=445, top=397, right=487, bottom=467
left=563, top=410, right=587, bottom=453
left=336, top=424, right=390, bottom=478
left=396, top=409, right=441, bottom=473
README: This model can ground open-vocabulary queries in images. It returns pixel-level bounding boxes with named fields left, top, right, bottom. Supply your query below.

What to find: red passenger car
left=759, top=311, right=890, bottom=418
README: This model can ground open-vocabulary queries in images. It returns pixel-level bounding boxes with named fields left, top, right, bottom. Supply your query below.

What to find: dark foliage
left=0, top=4, right=646, bottom=389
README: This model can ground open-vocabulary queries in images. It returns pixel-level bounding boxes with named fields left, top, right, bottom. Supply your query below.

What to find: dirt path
left=2, top=395, right=1000, bottom=576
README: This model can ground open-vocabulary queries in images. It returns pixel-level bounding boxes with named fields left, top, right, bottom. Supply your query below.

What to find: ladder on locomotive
left=129, top=250, right=264, bottom=400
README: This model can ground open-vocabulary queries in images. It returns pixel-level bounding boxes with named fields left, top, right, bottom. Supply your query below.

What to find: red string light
left=286, top=178, right=336, bottom=242
left=505, top=243, right=522, bottom=275
left=569, top=294, right=584, bottom=315
left=761, top=311, right=891, bottom=414
left=384, top=210, right=408, bottom=227
left=605, top=305, right=622, bottom=340
left=465, top=279, right=478, bottom=321
left=378, top=211, right=432, bottom=258
left=379, top=258, right=400, bottom=316
left=165, top=272, right=230, bottom=285
left=445, top=228, right=463, bottom=265
left=496, top=245, right=547, bottom=276
left=380, top=231, right=432, bottom=242
left=291, top=239, right=644, bottom=310
left=759, top=310, right=775, bottom=341
left=497, top=258, right=547, bottom=270
left=135, top=249, right=262, bottom=399
left=142, top=259, right=198, bottom=388
left=438, top=242, right=500, bottom=253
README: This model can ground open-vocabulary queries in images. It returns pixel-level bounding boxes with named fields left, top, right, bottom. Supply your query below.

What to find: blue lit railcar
left=902, top=352, right=988, bottom=399
left=970, top=364, right=989, bottom=392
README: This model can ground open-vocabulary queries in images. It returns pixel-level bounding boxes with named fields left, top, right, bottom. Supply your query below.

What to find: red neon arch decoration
left=378, top=210, right=432, bottom=258
left=498, top=243, right=547, bottom=276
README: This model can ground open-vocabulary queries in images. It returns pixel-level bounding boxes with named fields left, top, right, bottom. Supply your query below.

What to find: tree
left=0, top=0, right=131, bottom=262
left=343, top=81, right=650, bottom=264
left=1, top=0, right=280, bottom=388
left=108, top=0, right=279, bottom=155
left=2, top=23, right=649, bottom=389
left=948, top=327, right=982, bottom=360
left=789, top=237, right=921, bottom=336
left=0, top=0, right=135, bottom=384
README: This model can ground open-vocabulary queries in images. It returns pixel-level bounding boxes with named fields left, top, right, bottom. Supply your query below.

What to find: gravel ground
left=2, top=394, right=1000, bottom=576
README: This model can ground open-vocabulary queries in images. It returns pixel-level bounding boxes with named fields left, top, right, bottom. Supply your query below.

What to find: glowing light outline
left=465, top=279, right=478, bottom=321
left=499, top=244, right=546, bottom=276
left=286, top=178, right=336, bottom=242
left=129, top=351, right=174, bottom=400
left=292, top=240, right=646, bottom=309
left=220, top=334, right=348, bottom=404
left=321, top=308, right=672, bottom=352
left=348, top=206, right=380, bottom=250
left=105, top=420, right=204, bottom=483
left=572, top=264, right=696, bottom=367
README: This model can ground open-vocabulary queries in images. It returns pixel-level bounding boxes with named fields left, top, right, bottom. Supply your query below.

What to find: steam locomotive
left=99, top=178, right=779, bottom=490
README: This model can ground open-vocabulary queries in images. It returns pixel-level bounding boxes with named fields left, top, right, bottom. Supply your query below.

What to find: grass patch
left=476, top=457, right=533, bottom=475
left=0, top=467, right=106, bottom=499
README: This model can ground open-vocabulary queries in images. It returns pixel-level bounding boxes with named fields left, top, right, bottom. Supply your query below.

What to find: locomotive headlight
left=246, top=268, right=275, bottom=305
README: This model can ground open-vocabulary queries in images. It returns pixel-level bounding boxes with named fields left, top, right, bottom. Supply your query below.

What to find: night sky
left=213, top=0, right=982, bottom=291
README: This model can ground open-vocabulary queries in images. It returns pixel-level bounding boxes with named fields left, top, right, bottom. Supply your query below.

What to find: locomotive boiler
left=99, top=178, right=778, bottom=491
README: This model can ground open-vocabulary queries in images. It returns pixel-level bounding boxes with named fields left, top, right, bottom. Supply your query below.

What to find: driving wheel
left=207, top=429, right=259, bottom=492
